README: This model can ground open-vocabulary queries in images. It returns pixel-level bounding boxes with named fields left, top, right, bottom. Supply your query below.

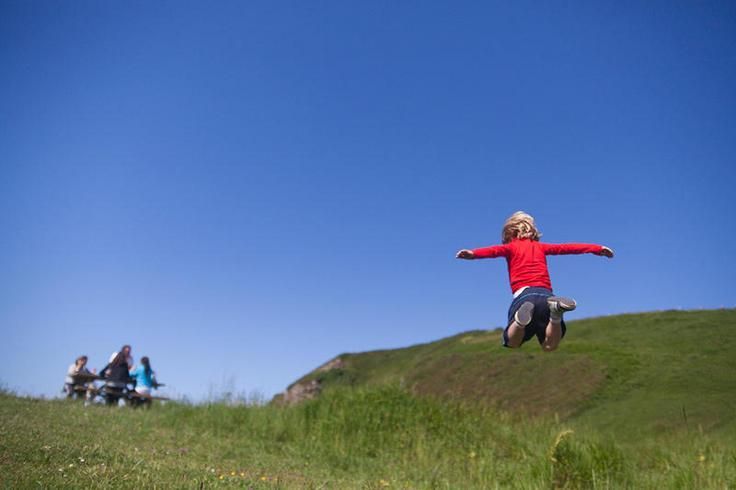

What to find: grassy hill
left=286, top=309, right=736, bottom=441
left=1, top=310, right=734, bottom=488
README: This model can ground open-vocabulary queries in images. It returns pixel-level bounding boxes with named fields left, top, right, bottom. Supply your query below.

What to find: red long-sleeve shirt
left=471, top=239, right=604, bottom=293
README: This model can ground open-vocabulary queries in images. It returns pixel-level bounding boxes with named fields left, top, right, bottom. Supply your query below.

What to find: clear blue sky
left=2, top=1, right=735, bottom=401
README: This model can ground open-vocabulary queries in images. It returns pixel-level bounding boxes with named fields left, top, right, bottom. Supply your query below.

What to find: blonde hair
left=502, top=211, right=541, bottom=243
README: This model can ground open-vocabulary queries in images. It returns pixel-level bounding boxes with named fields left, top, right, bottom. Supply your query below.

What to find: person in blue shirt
left=129, top=356, right=157, bottom=397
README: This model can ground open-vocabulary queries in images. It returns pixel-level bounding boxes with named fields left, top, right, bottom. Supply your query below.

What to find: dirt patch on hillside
left=408, top=352, right=606, bottom=418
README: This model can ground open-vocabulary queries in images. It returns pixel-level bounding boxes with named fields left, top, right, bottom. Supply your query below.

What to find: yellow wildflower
left=548, top=429, right=574, bottom=463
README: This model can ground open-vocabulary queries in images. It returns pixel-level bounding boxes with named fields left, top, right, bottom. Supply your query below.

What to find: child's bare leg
left=542, top=319, right=562, bottom=352
left=506, top=320, right=526, bottom=348
left=507, top=302, right=534, bottom=348
left=543, top=296, right=576, bottom=352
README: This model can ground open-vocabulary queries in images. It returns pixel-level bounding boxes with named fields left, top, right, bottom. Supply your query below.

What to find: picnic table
left=68, top=373, right=169, bottom=407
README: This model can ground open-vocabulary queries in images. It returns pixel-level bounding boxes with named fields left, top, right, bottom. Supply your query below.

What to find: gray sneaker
left=547, top=296, right=577, bottom=316
left=514, top=301, right=535, bottom=327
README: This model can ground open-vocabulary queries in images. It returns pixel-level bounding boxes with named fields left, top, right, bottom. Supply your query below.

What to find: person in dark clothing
left=99, top=345, right=132, bottom=405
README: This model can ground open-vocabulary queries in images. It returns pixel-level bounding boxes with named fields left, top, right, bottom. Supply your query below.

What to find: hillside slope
left=280, top=309, right=736, bottom=440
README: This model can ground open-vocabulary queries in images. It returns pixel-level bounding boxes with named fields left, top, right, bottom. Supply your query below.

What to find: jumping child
left=456, top=211, right=613, bottom=351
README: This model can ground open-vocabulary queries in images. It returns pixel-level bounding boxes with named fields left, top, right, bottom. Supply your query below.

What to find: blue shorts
left=503, top=287, right=567, bottom=347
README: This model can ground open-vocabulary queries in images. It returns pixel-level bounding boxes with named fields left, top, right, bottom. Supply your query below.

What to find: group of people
left=64, top=345, right=159, bottom=405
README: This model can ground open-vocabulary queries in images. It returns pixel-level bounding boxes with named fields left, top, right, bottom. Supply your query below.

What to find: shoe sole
left=514, top=302, right=535, bottom=326
left=548, top=296, right=577, bottom=312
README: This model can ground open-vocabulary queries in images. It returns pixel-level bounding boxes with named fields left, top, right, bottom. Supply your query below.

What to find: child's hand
left=600, top=246, right=614, bottom=258
left=456, top=249, right=475, bottom=259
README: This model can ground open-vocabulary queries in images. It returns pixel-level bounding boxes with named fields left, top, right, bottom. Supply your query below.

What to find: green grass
left=2, top=309, right=735, bottom=488
left=1, top=386, right=734, bottom=488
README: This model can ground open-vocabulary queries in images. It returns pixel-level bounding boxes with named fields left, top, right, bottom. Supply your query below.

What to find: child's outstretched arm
left=456, top=249, right=475, bottom=259
left=456, top=244, right=509, bottom=260
left=542, top=243, right=614, bottom=258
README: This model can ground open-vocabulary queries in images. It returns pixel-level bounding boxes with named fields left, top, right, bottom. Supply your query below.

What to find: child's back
left=472, top=238, right=605, bottom=293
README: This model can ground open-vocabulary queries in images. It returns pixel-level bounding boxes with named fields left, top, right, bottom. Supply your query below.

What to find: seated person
left=129, top=356, right=158, bottom=407
left=64, top=355, right=92, bottom=399
left=100, top=346, right=132, bottom=405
